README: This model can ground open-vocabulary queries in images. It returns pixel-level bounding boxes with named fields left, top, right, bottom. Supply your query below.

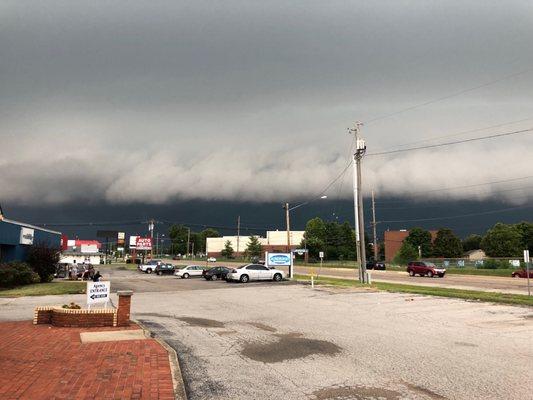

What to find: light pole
left=283, top=195, right=328, bottom=278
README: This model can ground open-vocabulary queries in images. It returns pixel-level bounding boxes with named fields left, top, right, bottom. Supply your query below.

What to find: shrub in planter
left=27, top=242, right=60, bottom=283
left=0, top=262, right=39, bottom=288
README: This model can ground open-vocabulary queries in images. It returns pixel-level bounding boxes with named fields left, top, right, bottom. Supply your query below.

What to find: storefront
left=0, top=218, right=61, bottom=263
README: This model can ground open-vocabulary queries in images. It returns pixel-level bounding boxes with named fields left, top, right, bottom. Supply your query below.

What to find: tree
left=462, top=234, right=482, bottom=252
left=27, top=242, right=59, bottom=283
left=432, top=228, right=463, bottom=258
left=221, top=240, right=234, bottom=259
left=480, top=223, right=522, bottom=257
left=393, top=241, right=418, bottom=265
left=303, top=218, right=327, bottom=258
left=514, top=221, right=533, bottom=252
left=199, top=228, right=220, bottom=253
left=404, top=227, right=433, bottom=257
left=168, top=224, right=190, bottom=254
left=244, top=236, right=262, bottom=259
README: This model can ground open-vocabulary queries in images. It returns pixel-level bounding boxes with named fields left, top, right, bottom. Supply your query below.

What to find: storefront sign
left=19, top=227, right=34, bottom=245
left=87, top=281, right=110, bottom=305
left=136, top=237, right=152, bottom=251
left=266, top=252, right=291, bottom=267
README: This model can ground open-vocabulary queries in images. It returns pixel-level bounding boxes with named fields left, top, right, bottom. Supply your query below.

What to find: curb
left=135, top=320, right=188, bottom=400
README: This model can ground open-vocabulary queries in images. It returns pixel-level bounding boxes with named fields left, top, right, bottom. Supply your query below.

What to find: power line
left=367, top=128, right=533, bottom=156
left=375, top=176, right=533, bottom=204
left=364, top=67, right=533, bottom=125
left=378, top=204, right=533, bottom=224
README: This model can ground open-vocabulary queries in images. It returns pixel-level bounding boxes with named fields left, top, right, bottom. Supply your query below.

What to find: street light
left=283, top=195, right=328, bottom=278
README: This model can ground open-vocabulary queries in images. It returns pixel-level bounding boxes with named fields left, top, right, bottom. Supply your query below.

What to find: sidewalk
left=0, top=321, right=175, bottom=400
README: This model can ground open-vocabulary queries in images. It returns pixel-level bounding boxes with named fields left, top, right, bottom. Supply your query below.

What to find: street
left=1, top=267, right=532, bottom=400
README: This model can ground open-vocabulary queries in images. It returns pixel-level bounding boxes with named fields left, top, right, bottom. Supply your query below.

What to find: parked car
left=226, top=264, right=284, bottom=283
left=511, top=268, right=533, bottom=278
left=407, top=261, right=446, bottom=278
left=366, top=260, right=386, bottom=270
left=155, top=263, right=176, bottom=276
left=172, top=254, right=182, bottom=260
left=203, top=266, right=231, bottom=281
left=139, top=259, right=163, bottom=274
left=175, top=265, right=205, bottom=279
left=207, top=257, right=217, bottom=262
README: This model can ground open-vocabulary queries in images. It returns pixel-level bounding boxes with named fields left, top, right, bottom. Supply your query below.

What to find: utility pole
left=285, top=202, right=291, bottom=253
left=236, top=216, right=241, bottom=259
left=186, top=227, right=190, bottom=258
left=348, top=122, right=368, bottom=283
left=371, top=190, right=378, bottom=261
left=156, top=232, right=159, bottom=257
left=148, top=219, right=154, bottom=258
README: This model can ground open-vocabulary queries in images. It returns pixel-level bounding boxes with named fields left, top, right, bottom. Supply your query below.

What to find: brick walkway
left=0, top=321, right=175, bottom=400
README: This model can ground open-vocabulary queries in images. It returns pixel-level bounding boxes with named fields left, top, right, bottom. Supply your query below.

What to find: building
left=206, top=230, right=305, bottom=258
left=384, top=229, right=438, bottom=262
left=0, top=217, right=62, bottom=263
left=58, top=239, right=104, bottom=265
left=464, top=249, right=486, bottom=261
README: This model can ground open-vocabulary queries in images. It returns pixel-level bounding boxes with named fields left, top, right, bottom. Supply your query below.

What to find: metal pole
left=285, top=202, right=292, bottom=278
left=156, top=233, right=159, bottom=257
left=236, top=216, right=240, bottom=259
left=372, top=190, right=378, bottom=261
left=186, top=227, right=190, bottom=258
left=527, top=261, right=530, bottom=296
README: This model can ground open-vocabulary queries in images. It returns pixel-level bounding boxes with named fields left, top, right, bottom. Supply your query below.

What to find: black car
left=203, top=266, right=231, bottom=281
left=155, top=263, right=176, bottom=275
left=366, top=260, right=386, bottom=270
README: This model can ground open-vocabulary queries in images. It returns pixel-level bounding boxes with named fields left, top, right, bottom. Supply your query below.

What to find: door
left=245, top=265, right=261, bottom=281
left=257, top=265, right=272, bottom=280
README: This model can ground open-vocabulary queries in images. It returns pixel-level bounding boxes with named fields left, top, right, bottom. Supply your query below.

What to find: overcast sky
left=1, top=1, right=532, bottom=208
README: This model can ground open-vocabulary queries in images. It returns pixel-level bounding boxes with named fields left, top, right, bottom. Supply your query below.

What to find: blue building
left=0, top=217, right=61, bottom=263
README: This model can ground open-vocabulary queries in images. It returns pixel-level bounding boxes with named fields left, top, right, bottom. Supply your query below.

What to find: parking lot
left=1, top=265, right=532, bottom=399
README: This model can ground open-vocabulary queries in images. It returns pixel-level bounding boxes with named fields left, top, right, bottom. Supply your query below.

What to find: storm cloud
left=1, top=1, right=532, bottom=206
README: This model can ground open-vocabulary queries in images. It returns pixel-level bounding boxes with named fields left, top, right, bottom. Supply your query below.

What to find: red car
left=511, top=269, right=533, bottom=278
left=407, top=261, right=446, bottom=278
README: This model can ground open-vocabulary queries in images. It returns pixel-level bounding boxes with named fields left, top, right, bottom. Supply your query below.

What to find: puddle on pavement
left=178, top=317, right=225, bottom=328
left=309, top=385, right=401, bottom=400
left=136, top=319, right=174, bottom=336
left=248, top=322, right=277, bottom=332
left=241, top=333, right=341, bottom=363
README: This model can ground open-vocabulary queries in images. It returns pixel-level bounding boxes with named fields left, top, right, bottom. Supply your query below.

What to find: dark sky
left=1, top=1, right=532, bottom=233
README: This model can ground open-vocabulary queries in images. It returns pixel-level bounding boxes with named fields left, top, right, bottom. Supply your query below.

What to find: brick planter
left=34, top=291, right=133, bottom=328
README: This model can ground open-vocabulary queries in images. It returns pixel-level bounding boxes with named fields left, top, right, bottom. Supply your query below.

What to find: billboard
left=19, top=227, right=35, bottom=245
left=136, top=237, right=152, bottom=251
left=266, top=252, right=292, bottom=267
left=81, top=244, right=99, bottom=254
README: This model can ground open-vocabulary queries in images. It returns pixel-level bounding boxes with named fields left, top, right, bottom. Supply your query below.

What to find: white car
left=175, top=265, right=205, bottom=279
left=226, top=264, right=284, bottom=283
left=139, top=259, right=163, bottom=274
left=207, top=257, right=217, bottom=262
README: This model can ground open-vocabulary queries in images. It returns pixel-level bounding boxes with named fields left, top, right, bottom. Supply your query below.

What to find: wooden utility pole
left=285, top=202, right=291, bottom=253
left=372, top=190, right=378, bottom=260
left=186, top=227, right=190, bottom=258
left=236, top=216, right=241, bottom=258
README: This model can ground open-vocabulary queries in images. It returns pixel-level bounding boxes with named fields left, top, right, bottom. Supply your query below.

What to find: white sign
left=319, top=251, right=324, bottom=259
left=81, top=244, right=98, bottom=254
left=19, top=227, right=35, bottom=245
left=118, top=232, right=125, bottom=240
left=509, top=259, right=520, bottom=268
left=87, top=281, right=111, bottom=305
left=266, top=252, right=292, bottom=267
left=129, top=235, right=139, bottom=249
left=524, top=250, right=530, bottom=263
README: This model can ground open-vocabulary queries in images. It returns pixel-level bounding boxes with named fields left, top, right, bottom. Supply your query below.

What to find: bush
left=27, top=243, right=60, bottom=283
left=479, top=260, right=509, bottom=269
left=0, top=262, right=39, bottom=288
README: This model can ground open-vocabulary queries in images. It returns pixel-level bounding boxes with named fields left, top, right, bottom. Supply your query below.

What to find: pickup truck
left=139, top=259, right=163, bottom=274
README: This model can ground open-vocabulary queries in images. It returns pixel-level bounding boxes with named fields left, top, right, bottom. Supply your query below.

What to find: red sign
left=135, top=237, right=152, bottom=251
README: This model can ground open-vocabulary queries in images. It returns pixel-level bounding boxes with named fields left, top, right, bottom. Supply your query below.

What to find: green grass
left=0, top=281, right=86, bottom=297
left=296, top=263, right=513, bottom=277
left=294, top=274, right=533, bottom=306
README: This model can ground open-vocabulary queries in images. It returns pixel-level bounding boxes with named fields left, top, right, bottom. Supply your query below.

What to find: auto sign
left=268, top=253, right=291, bottom=266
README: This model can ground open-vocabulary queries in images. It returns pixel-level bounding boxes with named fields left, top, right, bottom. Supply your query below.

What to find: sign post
left=318, top=251, right=324, bottom=278
left=87, top=281, right=111, bottom=308
left=524, top=250, right=530, bottom=297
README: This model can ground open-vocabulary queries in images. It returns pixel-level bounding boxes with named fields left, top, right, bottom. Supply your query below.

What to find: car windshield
left=425, top=262, right=437, bottom=267
left=238, top=265, right=249, bottom=269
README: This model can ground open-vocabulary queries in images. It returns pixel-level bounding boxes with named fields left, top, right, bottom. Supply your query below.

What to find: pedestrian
left=92, top=271, right=102, bottom=282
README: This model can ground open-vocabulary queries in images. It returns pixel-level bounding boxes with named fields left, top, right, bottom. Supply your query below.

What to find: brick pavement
left=0, top=321, right=175, bottom=400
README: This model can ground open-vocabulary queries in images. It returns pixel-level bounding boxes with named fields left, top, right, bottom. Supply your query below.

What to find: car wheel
left=183, top=273, right=190, bottom=279
left=427, top=271, right=434, bottom=278
left=408, top=270, right=415, bottom=277
left=240, top=274, right=249, bottom=283
left=146, top=268, right=152, bottom=274
left=211, top=275, right=218, bottom=281
left=273, top=273, right=282, bottom=282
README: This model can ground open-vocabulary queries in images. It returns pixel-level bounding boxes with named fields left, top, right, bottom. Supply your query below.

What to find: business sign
left=117, top=232, right=125, bottom=245
left=81, top=244, right=98, bottom=254
left=509, top=259, right=520, bottom=268
left=19, top=227, right=34, bottom=245
left=319, top=251, right=324, bottom=259
left=129, top=235, right=139, bottom=249
left=266, top=252, right=291, bottom=267
left=136, top=237, right=152, bottom=251
left=87, top=281, right=110, bottom=305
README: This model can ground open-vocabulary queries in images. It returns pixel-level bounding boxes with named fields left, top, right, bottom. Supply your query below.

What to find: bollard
left=311, top=276, right=314, bottom=289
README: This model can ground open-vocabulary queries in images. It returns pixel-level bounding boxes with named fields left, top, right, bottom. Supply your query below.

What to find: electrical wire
left=367, top=128, right=533, bottom=156
left=364, top=67, right=533, bottom=125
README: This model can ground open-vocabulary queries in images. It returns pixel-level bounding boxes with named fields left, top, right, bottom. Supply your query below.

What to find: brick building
left=384, top=229, right=438, bottom=262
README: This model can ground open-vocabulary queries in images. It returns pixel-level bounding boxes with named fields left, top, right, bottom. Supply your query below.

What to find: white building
left=206, top=230, right=305, bottom=256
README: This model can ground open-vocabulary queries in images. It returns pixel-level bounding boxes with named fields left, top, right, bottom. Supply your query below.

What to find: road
left=1, top=268, right=532, bottom=400
left=165, top=259, right=531, bottom=295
